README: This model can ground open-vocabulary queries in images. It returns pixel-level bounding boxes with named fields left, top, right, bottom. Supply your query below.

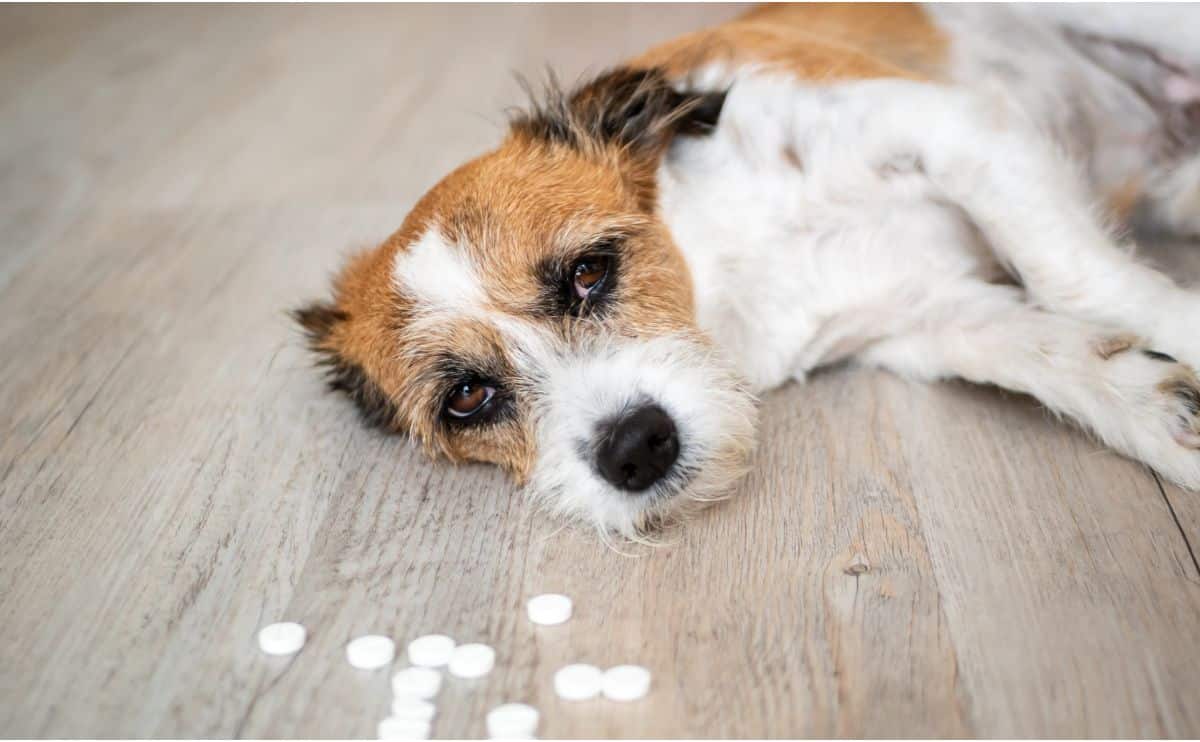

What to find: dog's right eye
left=444, top=381, right=496, bottom=419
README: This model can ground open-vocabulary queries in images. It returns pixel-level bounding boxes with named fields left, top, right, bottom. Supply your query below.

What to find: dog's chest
left=656, top=76, right=996, bottom=390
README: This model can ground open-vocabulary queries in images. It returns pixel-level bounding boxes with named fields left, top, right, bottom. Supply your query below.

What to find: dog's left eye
left=570, top=255, right=609, bottom=301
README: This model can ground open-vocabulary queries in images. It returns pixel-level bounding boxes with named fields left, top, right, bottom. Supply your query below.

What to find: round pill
left=486, top=703, right=539, bottom=739
left=390, top=698, right=437, bottom=722
left=407, top=634, right=456, bottom=667
left=377, top=716, right=431, bottom=740
left=553, top=663, right=603, bottom=701
left=602, top=664, right=651, bottom=701
left=526, top=594, right=572, bottom=626
left=257, top=622, right=306, bottom=656
left=391, top=667, right=442, bottom=699
left=448, top=642, right=495, bottom=678
left=346, top=635, right=396, bottom=670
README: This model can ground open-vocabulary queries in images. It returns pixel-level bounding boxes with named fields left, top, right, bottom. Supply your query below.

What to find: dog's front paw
left=1097, top=340, right=1200, bottom=490
left=1158, top=365, right=1200, bottom=449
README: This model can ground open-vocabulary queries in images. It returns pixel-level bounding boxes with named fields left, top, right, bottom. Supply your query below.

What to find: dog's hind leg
left=858, top=284, right=1200, bottom=490
left=1061, top=31, right=1200, bottom=240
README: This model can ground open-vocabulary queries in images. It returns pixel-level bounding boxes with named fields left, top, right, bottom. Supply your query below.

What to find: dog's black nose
left=595, top=404, right=680, bottom=492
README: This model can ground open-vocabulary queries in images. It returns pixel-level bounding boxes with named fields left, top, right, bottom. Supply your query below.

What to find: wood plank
left=887, top=378, right=1200, bottom=736
left=1141, top=237, right=1200, bottom=566
left=1, top=4, right=1198, bottom=739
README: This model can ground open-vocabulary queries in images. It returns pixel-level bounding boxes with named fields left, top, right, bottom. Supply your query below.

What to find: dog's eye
left=444, top=381, right=496, bottom=419
left=571, top=255, right=609, bottom=300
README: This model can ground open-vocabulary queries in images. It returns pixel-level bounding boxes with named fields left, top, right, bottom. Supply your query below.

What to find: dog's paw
left=1158, top=366, right=1200, bottom=449
left=1095, top=338, right=1200, bottom=490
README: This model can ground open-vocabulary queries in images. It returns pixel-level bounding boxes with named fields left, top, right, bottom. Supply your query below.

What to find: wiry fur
left=296, top=4, right=1200, bottom=540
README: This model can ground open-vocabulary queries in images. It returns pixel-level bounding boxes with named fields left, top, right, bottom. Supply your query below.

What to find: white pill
left=377, top=716, right=431, bottom=740
left=526, top=594, right=572, bottom=626
left=257, top=622, right=306, bottom=656
left=346, top=635, right=396, bottom=670
left=486, top=703, right=539, bottom=739
left=448, top=642, right=495, bottom=678
left=391, top=667, right=442, bottom=699
left=390, top=697, right=437, bottom=722
left=407, top=634, right=456, bottom=667
left=602, top=665, right=651, bottom=701
left=553, top=663, right=603, bottom=701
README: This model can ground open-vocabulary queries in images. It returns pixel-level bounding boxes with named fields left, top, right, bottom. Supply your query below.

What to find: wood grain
left=1144, top=239, right=1200, bottom=576
left=1, top=5, right=1198, bottom=738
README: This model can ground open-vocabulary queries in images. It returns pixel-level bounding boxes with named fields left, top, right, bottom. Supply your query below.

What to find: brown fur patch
left=1159, top=370, right=1200, bottom=416
left=1093, top=333, right=1141, bottom=360
left=1106, top=175, right=1145, bottom=226
left=631, top=3, right=947, bottom=83
left=782, top=143, right=803, bottom=170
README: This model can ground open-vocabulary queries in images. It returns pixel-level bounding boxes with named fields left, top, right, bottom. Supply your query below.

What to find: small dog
left=296, top=4, right=1200, bottom=537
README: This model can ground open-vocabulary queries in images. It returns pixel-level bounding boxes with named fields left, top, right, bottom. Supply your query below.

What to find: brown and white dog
left=296, top=4, right=1200, bottom=537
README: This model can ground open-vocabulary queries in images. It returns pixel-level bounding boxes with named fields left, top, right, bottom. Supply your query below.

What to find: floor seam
left=1153, top=472, right=1200, bottom=579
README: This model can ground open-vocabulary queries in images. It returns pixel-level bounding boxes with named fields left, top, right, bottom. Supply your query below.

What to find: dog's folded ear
left=513, top=66, right=726, bottom=156
left=291, top=301, right=401, bottom=431
left=293, top=301, right=347, bottom=351
left=570, top=66, right=726, bottom=152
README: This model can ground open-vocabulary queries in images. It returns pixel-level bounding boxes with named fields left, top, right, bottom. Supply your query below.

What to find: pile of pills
left=256, top=592, right=651, bottom=739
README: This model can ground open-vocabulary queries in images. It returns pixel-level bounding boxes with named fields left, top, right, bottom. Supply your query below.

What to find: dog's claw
left=1163, top=375, right=1200, bottom=449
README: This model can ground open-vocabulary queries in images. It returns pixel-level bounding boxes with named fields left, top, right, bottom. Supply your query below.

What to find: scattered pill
left=346, top=635, right=396, bottom=670
left=602, top=665, right=651, bottom=701
left=407, top=634, right=456, bottom=667
left=391, top=667, right=443, bottom=699
left=377, top=716, right=431, bottom=740
left=257, top=622, right=306, bottom=656
left=486, top=703, right=539, bottom=739
left=390, top=698, right=437, bottom=722
left=553, top=663, right=603, bottom=701
left=526, top=594, right=572, bottom=626
left=448, top=642, right=495, bottom=678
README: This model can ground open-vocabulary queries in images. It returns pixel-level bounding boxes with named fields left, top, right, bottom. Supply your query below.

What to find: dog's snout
left=595, top=404, right=680, bottom=492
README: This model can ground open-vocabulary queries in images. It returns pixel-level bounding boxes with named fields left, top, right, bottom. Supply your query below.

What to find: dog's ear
left=291, top=301, right=401, bottom=431
left=514, top=66, right=725, bottom=156
left=293, top=300, right=347, bottom=350
left=570, top=67, right=726, bottom=153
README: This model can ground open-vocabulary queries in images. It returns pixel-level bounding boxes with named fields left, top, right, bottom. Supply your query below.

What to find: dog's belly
left=658, top=74, right=1004, bottom=392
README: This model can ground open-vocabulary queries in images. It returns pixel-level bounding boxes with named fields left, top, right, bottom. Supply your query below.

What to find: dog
left=295, top=4, right=1200, bottom=537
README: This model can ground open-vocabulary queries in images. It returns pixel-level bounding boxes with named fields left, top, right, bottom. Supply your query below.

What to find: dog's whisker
left=597, top=524, right=642, bottom=558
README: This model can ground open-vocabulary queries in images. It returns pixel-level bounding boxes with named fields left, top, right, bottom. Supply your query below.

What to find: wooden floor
left=2, top=4, right=1200, bottom=738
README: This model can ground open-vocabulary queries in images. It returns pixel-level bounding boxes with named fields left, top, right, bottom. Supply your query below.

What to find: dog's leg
left=859, top=285, right=1200, bottom=489
left=818, top=79, right=1200, bottom=366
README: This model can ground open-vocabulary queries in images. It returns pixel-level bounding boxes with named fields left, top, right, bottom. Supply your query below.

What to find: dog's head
left=295, top=67, right=758, bottom=536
